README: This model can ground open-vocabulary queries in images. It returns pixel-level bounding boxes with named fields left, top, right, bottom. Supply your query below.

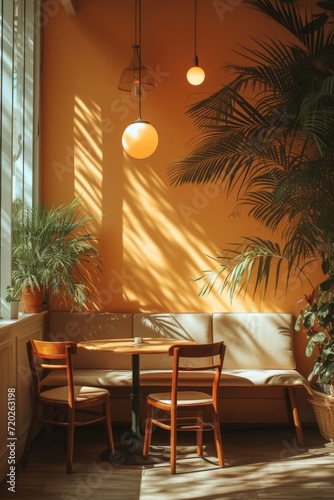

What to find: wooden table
left=78, top=338, right=195, bottom=437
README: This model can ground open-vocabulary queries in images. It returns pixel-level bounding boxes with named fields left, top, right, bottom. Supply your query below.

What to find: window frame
left=0, top=0, right=41, bottom=318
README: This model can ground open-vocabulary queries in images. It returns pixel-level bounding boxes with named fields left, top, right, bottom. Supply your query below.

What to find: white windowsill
left=0, top=311, right=48, bottom=333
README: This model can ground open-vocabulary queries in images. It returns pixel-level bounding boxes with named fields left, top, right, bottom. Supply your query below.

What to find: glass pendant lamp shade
left=122, top=119, right=159, bottom=159
left=118, top=44, right=155, bottom=94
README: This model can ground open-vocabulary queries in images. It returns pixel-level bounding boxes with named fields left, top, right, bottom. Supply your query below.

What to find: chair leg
left=104, top=399, right=115, bottom=455
left=66, top=408, right=75, bottom=474
left=212, top=411, right=224, bottom=468
left=170, top=409, right=177, bottom=474
left=143, top=404, right=153, bottom=457
left=196, top=410, right=203, bottom=457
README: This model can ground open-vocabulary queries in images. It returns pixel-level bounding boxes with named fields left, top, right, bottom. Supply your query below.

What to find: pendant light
left=118, top=45, right=155, bottom=96
left=118, top=0, right=155, bottom=98
left=121, top=0, right=158, bottom=159
left=187, top=0, right=205, bottom=86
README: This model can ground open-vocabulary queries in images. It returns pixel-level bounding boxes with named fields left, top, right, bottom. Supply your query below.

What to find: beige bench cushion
left=213, top=313, right=296, bottom=370
left=41, top=369, right=133, bottom=388
left=44, top=312, right=312, bottom=399
left=41, top=369, right=214, bottom=388
left=41, top=368, right=312, bottom=394
left=133, top=313, right=213, bottom=369
left=220, top=369, right=312, bottom=393
left=48, top=312, right=133, bottom=369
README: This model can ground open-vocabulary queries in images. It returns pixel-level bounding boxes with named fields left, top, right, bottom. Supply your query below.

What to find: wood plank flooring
left=1, top=423, right=333, bottom=499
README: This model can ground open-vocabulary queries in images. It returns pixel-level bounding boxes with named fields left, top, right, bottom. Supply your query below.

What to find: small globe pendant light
left=187, top=0, right=205, bottom=86
left=121, top=0, right=158, bottom=159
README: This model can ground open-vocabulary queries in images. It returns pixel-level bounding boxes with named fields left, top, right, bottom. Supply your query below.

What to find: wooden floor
left=1, top=423, right=333, bottom=499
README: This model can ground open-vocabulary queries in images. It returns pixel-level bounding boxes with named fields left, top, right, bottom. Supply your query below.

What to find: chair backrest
left=27, top=339, right=77, bottom=404
left=168, top=342, right=226, bottom=407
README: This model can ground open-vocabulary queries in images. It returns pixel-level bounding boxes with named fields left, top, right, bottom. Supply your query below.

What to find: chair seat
left=40, top=385, right=110, bottom=403
left=149, top=390, right=213, bottom=405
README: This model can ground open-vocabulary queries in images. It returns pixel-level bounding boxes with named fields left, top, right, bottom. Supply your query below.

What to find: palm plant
left=11, top=197, right=102, bottom=309
left=168, top=0, right=334, bottom=301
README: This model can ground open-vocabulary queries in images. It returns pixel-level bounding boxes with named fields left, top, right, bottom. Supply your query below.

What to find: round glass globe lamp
left=122, top=119, right=159, bottom=159
left=187, top=65, right=205, bottom=86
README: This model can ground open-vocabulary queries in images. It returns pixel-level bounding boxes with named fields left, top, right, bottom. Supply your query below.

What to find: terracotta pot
left=21, top=286, right=44, bottom=313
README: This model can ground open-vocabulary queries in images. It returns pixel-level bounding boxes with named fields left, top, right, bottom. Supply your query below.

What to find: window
left=0, top=0, right=40, bottom=318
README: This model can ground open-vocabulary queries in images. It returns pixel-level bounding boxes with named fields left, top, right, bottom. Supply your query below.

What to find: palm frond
left=194, top=237, right=314, bottom=302
left=169, top=0, right=334, bottom=302
left=245, top=0, right=334, bottom=51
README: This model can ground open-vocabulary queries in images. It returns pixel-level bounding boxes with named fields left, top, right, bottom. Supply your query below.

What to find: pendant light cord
left=194, top=0, right=197, bottom=57
left=138, top=0, right=142, bottom=119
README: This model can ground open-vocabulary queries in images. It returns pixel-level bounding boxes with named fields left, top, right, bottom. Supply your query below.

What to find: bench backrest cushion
left=47, top=312, right=133, bottom=369
left=133, top=313, right=213, bottom=369
left=212, top=313, right=296, bottom=370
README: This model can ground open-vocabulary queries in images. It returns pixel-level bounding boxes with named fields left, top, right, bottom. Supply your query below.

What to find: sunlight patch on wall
left=120, top=161, right=264, bottom=312
left=74, top=96, right=103, bottom=224
left=120, top=159, right=295, bottom=313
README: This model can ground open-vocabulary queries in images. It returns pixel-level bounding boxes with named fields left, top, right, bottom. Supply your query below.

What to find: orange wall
left=41, top=0, right=321, bottom=378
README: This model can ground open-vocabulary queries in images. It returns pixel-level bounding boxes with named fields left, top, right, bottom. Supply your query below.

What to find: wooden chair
left=143, top=341, right=226, bottom=473
left=22, top=339, right=115, bottom=473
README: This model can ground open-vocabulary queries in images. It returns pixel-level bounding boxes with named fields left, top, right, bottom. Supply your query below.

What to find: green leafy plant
left=5, top=285, right=21, bottom=303
left=168, top=0, right=334, bottom=299
left=11, top=196, right=102, bottom=309
left=295, top=273, right=334, bottom=390
left=168, top=0, right=334, bottom=388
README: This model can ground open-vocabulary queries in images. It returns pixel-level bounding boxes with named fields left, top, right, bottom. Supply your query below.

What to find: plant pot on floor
left=21, top=286, right=44, bottom=313
left=309, top=390, right=334, bottom=442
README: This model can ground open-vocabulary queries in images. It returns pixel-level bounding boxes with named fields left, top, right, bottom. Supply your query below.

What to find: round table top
left=77, top=338, right=195, bottom=354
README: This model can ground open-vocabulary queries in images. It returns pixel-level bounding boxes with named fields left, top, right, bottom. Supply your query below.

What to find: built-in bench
left=43, top=311, right=313, bottom=445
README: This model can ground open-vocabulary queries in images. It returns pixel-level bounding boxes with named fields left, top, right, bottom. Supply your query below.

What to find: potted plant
left=295, top=272, right=334, bottom=395
left=294, top=268, right=334, bottom=441
left=5, top=285, right=21, bottom=319
left=11, top=196, right=102, bottom=312
left=168, top=0, right=334, bottom=437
